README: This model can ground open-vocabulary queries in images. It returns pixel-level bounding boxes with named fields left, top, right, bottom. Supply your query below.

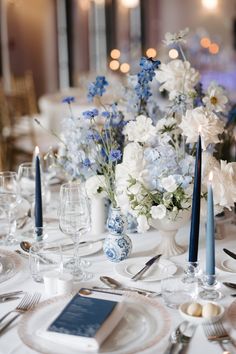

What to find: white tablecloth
left=1, top=208, right=236, bottom=354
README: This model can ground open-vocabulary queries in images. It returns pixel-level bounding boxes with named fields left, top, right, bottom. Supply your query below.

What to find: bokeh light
left=201, top=0, right=218, bottom=10
left=120, top=63, right=130, bottom=73
left=110, top=49, right=121, bottom=60
left=109, top=60, right=120, bottom=71
left=146, top=48, right=157, bottom=58
left=200, top=37, right=211, bottom=48
left=209, top=43, right=219, bottom=54
left=169, top=49, right=179, bottom=59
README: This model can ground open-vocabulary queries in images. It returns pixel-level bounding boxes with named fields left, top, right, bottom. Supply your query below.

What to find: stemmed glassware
left=59, top=182, right=93, bottom=280
left=0, top=171, right=20, bottom=245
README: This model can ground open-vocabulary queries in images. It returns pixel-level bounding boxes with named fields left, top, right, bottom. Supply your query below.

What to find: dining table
left=1, top=191, right=236, bottom=354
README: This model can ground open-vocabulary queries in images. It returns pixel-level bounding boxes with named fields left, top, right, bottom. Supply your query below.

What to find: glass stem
left=73, top=234, right=80, bottom=271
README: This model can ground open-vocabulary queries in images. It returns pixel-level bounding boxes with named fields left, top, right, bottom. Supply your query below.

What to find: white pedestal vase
left=149, top=210, right=191, bottom=258
left=90, top=197, right=106, bottom=236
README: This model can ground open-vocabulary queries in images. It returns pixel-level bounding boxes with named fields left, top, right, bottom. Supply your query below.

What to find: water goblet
left=59, top=182, right=93, bottom=281
left=0, top=171, right=20, bottom=245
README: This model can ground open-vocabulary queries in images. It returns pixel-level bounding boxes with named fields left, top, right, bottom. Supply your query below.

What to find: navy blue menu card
left=45, top=293, right=125, bottom=351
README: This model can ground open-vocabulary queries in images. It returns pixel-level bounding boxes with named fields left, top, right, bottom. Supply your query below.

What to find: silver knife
left=223, top=248, right=236, bottom=260
left=131, top=254, right=162, bottom=281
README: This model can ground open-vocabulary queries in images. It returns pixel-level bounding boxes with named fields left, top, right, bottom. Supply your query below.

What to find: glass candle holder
left=199, top=274, right=222, bottom=301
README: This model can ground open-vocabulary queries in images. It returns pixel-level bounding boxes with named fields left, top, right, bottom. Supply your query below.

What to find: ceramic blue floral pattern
left=104, top=207, right=132, bottom=262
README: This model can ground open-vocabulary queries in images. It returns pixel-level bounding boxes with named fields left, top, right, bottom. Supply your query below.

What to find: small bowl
left=179, top=301, right=225, bottom=324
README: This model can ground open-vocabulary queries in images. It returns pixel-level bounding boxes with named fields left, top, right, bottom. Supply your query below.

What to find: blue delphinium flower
left=83, top=158, right=91, bottom=167
left=135, top=57, right=161, bottom=114
left=87, top=76, right=109, bottom=102
left=82, top=108, right=99, bottom=119
left=62, top=96, right=75, bottom=104
left=87, top=129, right=100, bottom=142
left=109, top=149, right=122, bottom=162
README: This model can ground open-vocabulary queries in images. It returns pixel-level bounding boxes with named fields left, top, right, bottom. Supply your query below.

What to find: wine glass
left=0, top=171, right=20, bottom=245
left=59, top=182, right=93, bottom=280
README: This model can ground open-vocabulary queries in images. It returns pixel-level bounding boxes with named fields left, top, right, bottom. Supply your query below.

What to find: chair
left=0, top=72, right=38, bottom=169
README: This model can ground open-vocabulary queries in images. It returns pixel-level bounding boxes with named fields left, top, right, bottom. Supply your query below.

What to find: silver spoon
left=20, top=241, right=55, bottom=264
left=100, top=276, right=161, bottom=296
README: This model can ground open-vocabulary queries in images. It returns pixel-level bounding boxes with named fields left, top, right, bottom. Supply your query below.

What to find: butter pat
left=187, top=302, right=202, bottom=317
left=202, top=303, right=219, bottom=318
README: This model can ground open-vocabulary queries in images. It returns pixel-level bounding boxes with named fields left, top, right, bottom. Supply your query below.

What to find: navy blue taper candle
left=35, top=146, right=43, bottom=240
left=188, top=133, right=202, bottom=262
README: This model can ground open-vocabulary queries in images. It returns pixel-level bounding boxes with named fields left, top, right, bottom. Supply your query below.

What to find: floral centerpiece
left=114, top=28, right=236, bottom=234
left=54, top=28, right=236, bottom=241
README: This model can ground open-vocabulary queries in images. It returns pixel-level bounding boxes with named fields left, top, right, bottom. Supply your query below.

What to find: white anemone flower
left=202, top=82, right=228, bottom=113
left=85, top=175, right=107, bottom=199
left=163, top=28, right=189, bottom=46
left=179, top=107, right=224, bottom=150
left=156, top=60, right=200, bottom=100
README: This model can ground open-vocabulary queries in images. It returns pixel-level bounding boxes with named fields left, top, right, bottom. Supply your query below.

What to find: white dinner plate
left=0, top=249, right=24, bottom=284
left=18, top=292, right=171, bottom=354
left=215, top=253, right=236, bottom=273
left=78, top=240, right=103, bottom=257
left=115, top=257, right=177, bottom=282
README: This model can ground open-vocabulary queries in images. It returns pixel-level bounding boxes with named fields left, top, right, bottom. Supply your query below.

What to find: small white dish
left=179, top=301, right=225, bottom=325
left=115, top=257, right=177, bottom=282
left=221, top=259, right=236, bottom=273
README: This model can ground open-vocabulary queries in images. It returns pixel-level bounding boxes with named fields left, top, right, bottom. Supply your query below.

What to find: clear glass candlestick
left=199, top=274, right=222, bottom=300
left=183, top=261, right=201, bottom=283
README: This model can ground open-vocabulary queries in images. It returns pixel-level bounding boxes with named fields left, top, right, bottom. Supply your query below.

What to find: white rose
left=85, top=175, right=107, bottom=199
left=123, top=115, right=156, bottom=144
left=137, top=215, right=150, bottom=233
left=161, top=175, right=178, bottom=192
left=179, top=107, right=224, bottom=150
left=156, top=60, right=200, bottom=100
left=151, top=205, right=167, bottom=220
left=122, top=142, right=145, bottom=173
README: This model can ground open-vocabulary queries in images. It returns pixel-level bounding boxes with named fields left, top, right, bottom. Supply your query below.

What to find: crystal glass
left=0, top=171, right=20, bottom=245
left=59, top=182, right=92, bottom=280
left=161, top=271, right=198, bottom=309
left=199, top=274, right=222, bottom=300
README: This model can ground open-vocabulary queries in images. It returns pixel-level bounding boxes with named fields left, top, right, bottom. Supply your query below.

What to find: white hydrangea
left=179, top=107, right=224, bottom=150
left=163, top=28, right=189, bottom=46
left=123, top=115, right=156, bottom=144
left=85, top=175, right=107, bottom=199
left=156, top=60, right=200, bottom=100
left=202, top=82, right=228, bottom=113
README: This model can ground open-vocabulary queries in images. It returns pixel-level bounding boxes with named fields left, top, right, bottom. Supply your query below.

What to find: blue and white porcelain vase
left=103, top=207, right=132, bottom=262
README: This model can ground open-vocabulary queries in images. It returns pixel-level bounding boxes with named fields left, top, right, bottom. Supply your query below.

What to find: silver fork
left=203, top=321, right=233, bottom=352
left=0, top=292, right=41, bottom=335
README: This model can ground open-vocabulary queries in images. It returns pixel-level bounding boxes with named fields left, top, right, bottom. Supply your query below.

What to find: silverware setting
left=0, top=291, right=24, bottom=299
left=99, top=275, right=161, bottom=297
left=0, top=292, right=41, bottom=335
left=164, top=321, right=196, bottom=354
left=131, top=254, right=162, bottom=281
left=79, top=288, right=123, bottom=297
left=203, top=321, right=234, bottom=352
left=0, top=297, right=21, bottom=303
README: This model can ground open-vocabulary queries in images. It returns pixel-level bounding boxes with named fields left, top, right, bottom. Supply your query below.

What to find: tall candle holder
left=199, top=274, right=222, bottom=300
left=183, top=261, right=201, bottom=284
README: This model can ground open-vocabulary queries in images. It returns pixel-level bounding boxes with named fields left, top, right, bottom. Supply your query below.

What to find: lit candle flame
left=198, top=125, right=202, bottom=135
left=209, top=171, right=213, bottom=182
left=35, top=146, right=40, bottom=155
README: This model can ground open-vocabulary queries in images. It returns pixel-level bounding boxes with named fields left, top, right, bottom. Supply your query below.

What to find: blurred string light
left=169, top=48, right=179, bottom=59
left=121, top=0, right=139, bottom=8
left=209, top=42, right=219, bottom=54
left=120, top=63, right=130, bottom=73
left=110, top=49, right=121, bottom=59
left=200, top=37, right=211, bottom=48
left=146, top=48, right=157, bottom=58
left=109, top=60, right=120, bottom=71
left=201, top=0, right=218, bottom=10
